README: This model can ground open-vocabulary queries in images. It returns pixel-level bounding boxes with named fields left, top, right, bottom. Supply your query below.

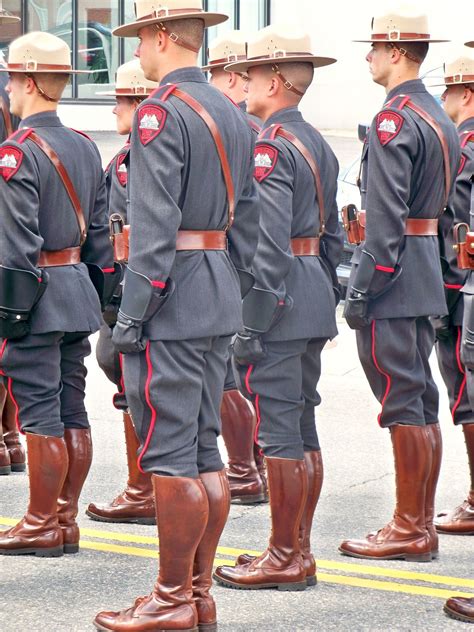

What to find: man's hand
left=430, top=315, right=451, bottom=342
left=112, top=311, right=147, bottom=354
left=344, top=289, right=372, bottom=330
left=233, top=332, right=266, bottom=365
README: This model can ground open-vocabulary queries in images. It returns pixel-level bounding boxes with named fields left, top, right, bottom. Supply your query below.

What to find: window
left=9, top=0, right=270, bottom=101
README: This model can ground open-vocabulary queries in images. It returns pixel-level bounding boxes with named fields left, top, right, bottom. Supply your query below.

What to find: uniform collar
left=238, top=100, right=247, bottom=112
left=385, top=78, right=427, bottom=103
left=264, top=106, right=303, bottom=127
left=20, top=111, right=63, bottom=128
left=161, top=66, right=207, bottom=86
left=458, top=116, right=474, bottom=134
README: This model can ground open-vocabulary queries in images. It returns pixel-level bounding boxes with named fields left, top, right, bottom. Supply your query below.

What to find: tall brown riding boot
left=425, top=424, right=442, bottom=557
left=0, top=385, right=11, bottom=475
left=213, top=457, right=308, bottom=591
left=193, top=469, right=230, bottom=632
left=2, top=387, right=26, bottom=472
left=435, top=423, right=474, bottom=534
left=57, top=428, right=93, bottom=554
left=0, top=433, right=67, bottom=557
left=86, top=411, right=155, bottom=524
left=221, top=389, right=267, bottom=505
left=339, top=425, right=432, bottom=562
left=444, top=597, right=474, bottom=623
left=236, top=450, right=323, bottom=587
left=94, top=475, right=209, bottom=632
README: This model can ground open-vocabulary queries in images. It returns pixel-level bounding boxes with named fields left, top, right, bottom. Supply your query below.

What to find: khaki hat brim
left=0, top=67, right=90, bottom=74
left=95, top=90, right=153, bottom=96
left=225, top=55, right=337, bottom=74
left=353, top=38, right=449, bottom=43
left=201, top=62, right=227, bottom=72
left=113, top=12, right=228, bottom=38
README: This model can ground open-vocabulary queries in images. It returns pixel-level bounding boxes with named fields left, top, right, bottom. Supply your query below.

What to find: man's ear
left=24, top=75, right=37, bottom=95
left=155, top=26, right=167, bottom=52
left=228, top=72, right=238, bottom=89
left=463, top=85, right=474, bottom=105
left=268, top=75, right=280, bottom=96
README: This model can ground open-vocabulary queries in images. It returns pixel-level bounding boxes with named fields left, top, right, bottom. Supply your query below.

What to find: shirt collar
left=264, top=106, right=303, bottom=127
left=385, top=79, right=427, bottom=103
left=161, top=66, right=207, bottom=86
left=20, top=111, right=63, bottom=128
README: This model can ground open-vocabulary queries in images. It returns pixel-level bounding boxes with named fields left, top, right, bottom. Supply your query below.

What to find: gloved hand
left=344, top=289, right=372, bottom=330
left=430, top=315, right=451, bottom=342
left=461, top=326, right=474, bottom=370
left=112, top=311, right=147, bottom=354
left=233, top=332, right=266, bottom=365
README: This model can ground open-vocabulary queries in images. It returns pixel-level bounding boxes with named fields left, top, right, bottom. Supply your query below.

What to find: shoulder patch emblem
left=137, top=105, right=167, bottom=145
left=0, top=145, right=23, bottom=181
left=376, top=111, right=404, bottom=146
left=254, top=144, right=278, bottom=183
left=116, top=153, right=128, bottom=187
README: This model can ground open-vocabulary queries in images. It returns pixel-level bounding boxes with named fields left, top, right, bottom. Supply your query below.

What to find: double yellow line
left=1, top=517, right=473, bottom=600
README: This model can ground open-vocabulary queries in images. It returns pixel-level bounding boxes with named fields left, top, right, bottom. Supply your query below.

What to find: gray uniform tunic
left=0, top=74, right=19, bottom=142
left=121, top=67, right=259, bottom=477
left=436, top=118, right=474, bottom=425
left=0, top=111, right=113, bottom=436
left=346, top=79, right=460, bottom=428
left=233, top=106, right=343, bottom=459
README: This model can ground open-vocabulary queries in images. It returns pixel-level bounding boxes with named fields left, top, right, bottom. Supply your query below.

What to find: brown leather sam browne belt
left=38, top=247, right=81, bottom=267
left=291, top=237, right=320, bottom=256
left=359, top=211, right=438, bottom=235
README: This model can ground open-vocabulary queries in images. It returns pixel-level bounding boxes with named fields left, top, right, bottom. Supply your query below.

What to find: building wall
left=270, top=0, right=474, bottom=132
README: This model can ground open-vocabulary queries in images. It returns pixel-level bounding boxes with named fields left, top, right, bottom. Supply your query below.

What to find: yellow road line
left=1, top=517, right=473, bottom=592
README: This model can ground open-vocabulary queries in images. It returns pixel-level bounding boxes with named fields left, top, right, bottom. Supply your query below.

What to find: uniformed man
left=339, top=8, right=460, bottom=563
left=0, top=3, right=24, bottom=476
left=94, top=1, right=258, bottom=630
left=432, top=50, right=474, bottom=537
left=0, top=32, right=116, bottom=557
left=212, top=24, right=343, bottom=591
left=443, top=37, right=474, bottom=626
left=204, top=30, right=267, bottom=505
left=86, top=60, right=159, bottom=526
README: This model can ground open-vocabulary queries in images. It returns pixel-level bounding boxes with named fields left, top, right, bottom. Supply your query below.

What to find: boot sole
left=435, top=527, right=474, bottom=535
left=94, top=623, right=198, bottom=632
left=306, top=575, right=317, bottom=586
left=338, top=547, right=432, bottom=562
left=63, top=543, right=79, bottom=554
left=198, top=623, right=217, bottom=631
left=444, top=605, right=474, bottom=623
left=10, top=462, right=26, bottom=472
left=0, top=465, right=11, bottom=475
left=85, top=510, right=156, bottom=525
left=213, top=574, right=307, bottom=591
left=0, top=546, right=63, bottom=557
left=230, top=495, right=268, bottom=505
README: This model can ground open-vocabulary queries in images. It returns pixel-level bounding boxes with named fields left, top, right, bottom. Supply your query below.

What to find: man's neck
left=385, top=69, right=420, bottom=95
left=456, top=110, right=474, bottom=128
left=157, top=55, right=198, bottom=83
left=262, top=99, right=299, bottom=123
left=20, top=101, right=57, bottom=121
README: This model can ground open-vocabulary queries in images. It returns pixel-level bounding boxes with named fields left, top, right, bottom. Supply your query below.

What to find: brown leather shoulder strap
left=388, top=96, right=451, bottom=210
left=275, top=127, right=326, bottom=237
left=166, top=87, right=236, bottom=230
left=460, top=130, right=474, bottom=149
left=27, top=131, right=87, bottom=245
left=0, top=96, right=13, bottom=138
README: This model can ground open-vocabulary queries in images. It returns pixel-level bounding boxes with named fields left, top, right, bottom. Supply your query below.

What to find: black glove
left=430, top=315, right=452, bottom=342
left=0, top=311, right=30, bottom=340
left=233, top=332, right=266, bottom=365
left=461, top=326, right=474, bottom=370
left=112, top=311, right=147, bottom=354
left=344, top=289, right=372, bottom=330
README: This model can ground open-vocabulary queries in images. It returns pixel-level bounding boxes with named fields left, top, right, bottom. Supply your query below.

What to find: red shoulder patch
left=116, top=152, right=128, bottom=187
left=0, top=145, right=23, bottom=181
left=137, top=105, right=167, bottom=146
left=254, top=144, right=278, bottom=183
left=376, top=111, right=404, bottom=146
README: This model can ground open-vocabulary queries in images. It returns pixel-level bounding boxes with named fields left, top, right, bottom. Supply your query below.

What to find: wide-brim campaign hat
left=431, top=49, right=474, bottom=87
left=113, top=0, right=228, bottom=38
left=97, top=59, right=158, bottom=96
left=225, top=25, right=336, bottom=74
left=202, top=30, right=248, bottom=72
left=353, top=6, right=448, bottom=43
left=0, top=32, right=89, bottom=73
left=0, top=1, right=20, bottom=24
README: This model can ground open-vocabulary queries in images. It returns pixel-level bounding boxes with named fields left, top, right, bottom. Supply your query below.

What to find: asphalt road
left=0, top=134, right=472, bottom=631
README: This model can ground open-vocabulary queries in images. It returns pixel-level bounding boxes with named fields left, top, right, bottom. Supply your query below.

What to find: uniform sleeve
left=227, top=138, right=260, bottom=278
left=126, top=100, right=184, bottom=286
left=251, top=139, right=294, bottom=299
left=0, top=142, right=43, bottom=275
left=320, top=150, right=344, bottom=278
left=81, top=164, right=115, bottom=270
left=364, top=108, right=418, bottom=272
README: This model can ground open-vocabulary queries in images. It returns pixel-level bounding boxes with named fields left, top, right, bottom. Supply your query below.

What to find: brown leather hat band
left=114, top=87, right=155, bottom=95
left=444, top=75, right=474, bottom=84
left=248, top=51, right=315, bottom=63
left=207, top=55, right=248, bottom=66
left=138, top=8, right=205, bottom=21
left=7, top=62, right=73, bottom=71
left=371, top=33, right=431, bottom=41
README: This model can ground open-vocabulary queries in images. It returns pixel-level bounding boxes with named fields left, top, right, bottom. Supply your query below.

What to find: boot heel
left=306, top=575, right=317, bottom=587
left=0, top=464, right=11, bottom=475
left=35, top=546, right=64, bottom=558
left=63, top=543, right=79, bottom=554
left=10, top=462, right=26, bottom=472
left=198, top=623, right=217, bottom=631
left=404, top=552, right=432, bottom=562
left=277, top=581, right=307, bottom=591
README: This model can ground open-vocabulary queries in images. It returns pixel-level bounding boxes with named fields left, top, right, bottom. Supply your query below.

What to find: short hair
left=165, top=18, right=204, bottom=51
left=34, top=72, right=70, bottom=100
left=386, top=41, right=429, bottom=66
left=276, top=62, right=314, bottom=94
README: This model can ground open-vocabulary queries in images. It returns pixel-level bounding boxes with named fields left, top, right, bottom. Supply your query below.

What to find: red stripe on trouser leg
left=245, top=364, right=254, bottom=395
left=0, top=338, right=7, bottom=376
left=112, top=352, right=126, bottom=410
left=244, top=365, right=262, bottom=451
left=371, top=320, right=392, bottom=427
left=6, top=377, right=24, bottom=435
left=452, top=326, right=467, bottom=423
left=136, top=342, right=157, bottom=474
